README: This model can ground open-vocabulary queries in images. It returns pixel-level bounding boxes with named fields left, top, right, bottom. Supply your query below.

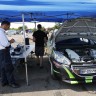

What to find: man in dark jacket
left=33, top=24, right=47, bottom=68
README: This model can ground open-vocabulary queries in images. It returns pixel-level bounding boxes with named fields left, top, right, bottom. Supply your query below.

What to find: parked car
left=6, top=30, right=17, bottom=35
left=47, top=18, right=96, bottom=84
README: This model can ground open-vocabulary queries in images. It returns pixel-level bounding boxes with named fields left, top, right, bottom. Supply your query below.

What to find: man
left=25, top=29, right=33, bottom=45
left=33, top=24, right=47, bottom=68
left=0, top=21, right=19, bottom=88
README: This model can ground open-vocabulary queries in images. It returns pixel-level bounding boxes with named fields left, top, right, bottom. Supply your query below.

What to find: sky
left=10, top=22, right=56, bottom=29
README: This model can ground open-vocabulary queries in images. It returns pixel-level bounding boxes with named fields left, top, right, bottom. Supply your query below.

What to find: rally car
left=47, top=18, right=96, bottom=84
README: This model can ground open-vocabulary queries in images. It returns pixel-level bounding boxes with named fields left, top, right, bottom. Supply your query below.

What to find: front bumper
left=50, top=57, right=96, bottom=84
left=53, top=68, right=96, bottom=84
left=62, top=77, right=96, bottom=84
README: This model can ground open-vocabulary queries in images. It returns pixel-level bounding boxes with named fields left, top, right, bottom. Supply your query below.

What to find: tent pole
left=35, top=21, right=36, bottom=31
left=22, top=13, right=29, bottom=85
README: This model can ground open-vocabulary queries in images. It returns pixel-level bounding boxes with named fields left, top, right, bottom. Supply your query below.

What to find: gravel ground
left=0, top=34, right=96, bottom=96
left=0, top=54, right=96, bottom=96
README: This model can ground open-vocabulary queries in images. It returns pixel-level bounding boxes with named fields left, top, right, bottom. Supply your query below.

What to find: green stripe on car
left=85, top=76, right=93, bottom=83
left=63, top=66, right=75, bottom=79
left=63, top=65, right=78, bottom=84
left=71, top=81, right=78, bottom=84
left=53, top=69, right=60, bottom=74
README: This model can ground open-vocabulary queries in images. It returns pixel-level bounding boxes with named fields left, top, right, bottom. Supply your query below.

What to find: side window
left=49, top=33, right=54, bottom=41
left=48, top=33, right=54, bottom=45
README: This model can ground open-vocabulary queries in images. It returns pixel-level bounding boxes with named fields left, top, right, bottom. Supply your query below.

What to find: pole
left=22, top=13, right=29, bottom=85
left=35, top=21, right=36, bottom=31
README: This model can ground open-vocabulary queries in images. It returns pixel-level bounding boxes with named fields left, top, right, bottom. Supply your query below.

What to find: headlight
left=53, top=51, right=71, bottom=65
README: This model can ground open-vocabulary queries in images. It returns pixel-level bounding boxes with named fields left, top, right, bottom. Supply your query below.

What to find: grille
left=71, top=64, right=96, bottom=77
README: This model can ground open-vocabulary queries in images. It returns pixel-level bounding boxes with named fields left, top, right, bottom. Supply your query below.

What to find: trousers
left=0, top=48, right=15, bottom=84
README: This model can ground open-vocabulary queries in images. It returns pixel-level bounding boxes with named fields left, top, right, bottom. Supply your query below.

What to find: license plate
left=80, top=69, right=96, bottom=74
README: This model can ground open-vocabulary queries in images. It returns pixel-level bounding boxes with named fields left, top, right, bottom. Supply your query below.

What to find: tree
left=53, top=23, right=62, bottom=29
left=18, top=25, right=28, bottom=30
left=10, top=28, right=18, bottom=30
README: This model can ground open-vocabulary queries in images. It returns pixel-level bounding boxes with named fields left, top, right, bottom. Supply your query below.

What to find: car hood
left=55, top=18, right=96, bottom=43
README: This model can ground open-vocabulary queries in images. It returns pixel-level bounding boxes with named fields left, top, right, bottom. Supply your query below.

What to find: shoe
left=1, top=83, right=8, bottom=87
left=40, top=66, right=44, bottom=69
left=9, top=83, right=20, bottom=88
